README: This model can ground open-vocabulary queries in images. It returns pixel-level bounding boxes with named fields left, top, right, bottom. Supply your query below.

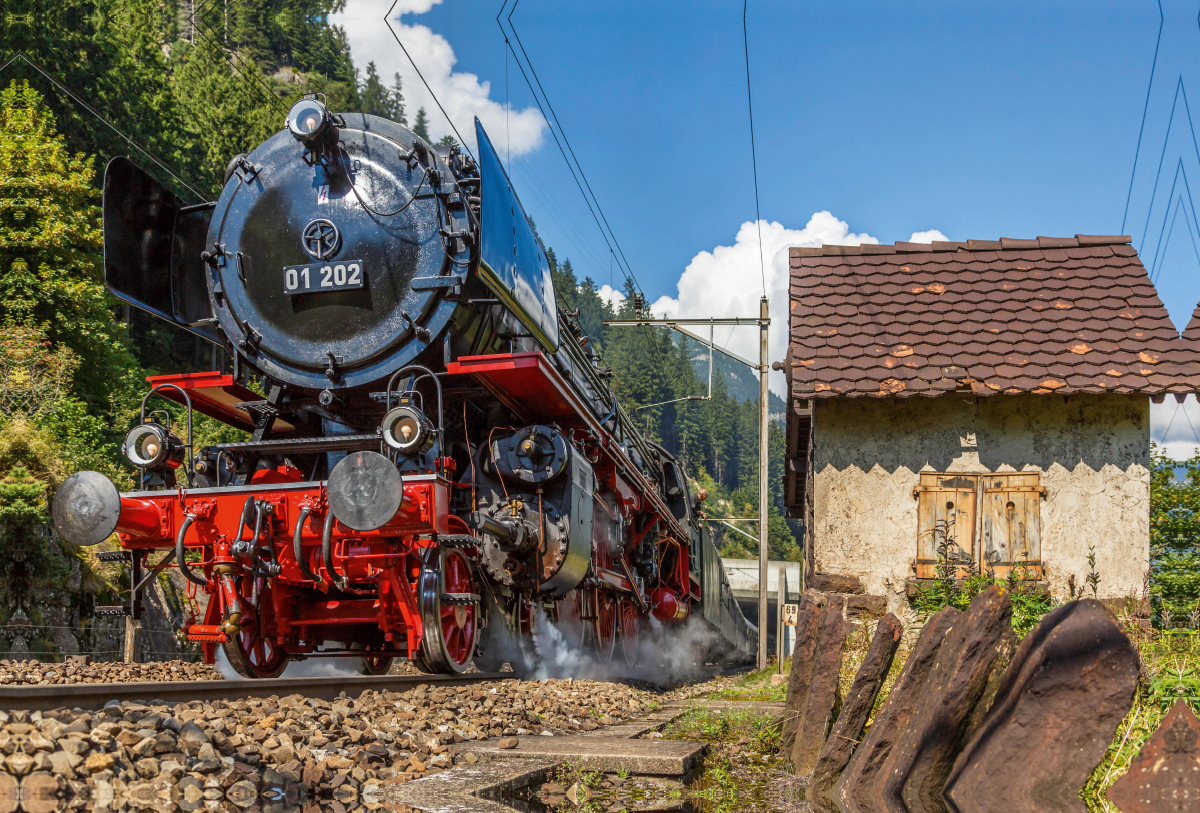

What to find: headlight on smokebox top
left=122, top=422, right=184, bottom=470
left=287, top=96, right=331, bottom=144
left=380, top=404, right=435, bottom=455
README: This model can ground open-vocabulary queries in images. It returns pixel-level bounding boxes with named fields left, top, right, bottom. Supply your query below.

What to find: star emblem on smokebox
left=302, top=219, right=341, bottom=260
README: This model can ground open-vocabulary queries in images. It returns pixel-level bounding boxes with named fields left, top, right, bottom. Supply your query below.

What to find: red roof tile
left=786, top=235, right=1200, bottom=399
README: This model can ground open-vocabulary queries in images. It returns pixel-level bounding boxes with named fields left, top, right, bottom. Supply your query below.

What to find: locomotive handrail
left=139, top=383, right=195, bottom=488
left=176, top=513, right=206, bottom=587
left=292, top=507, right=322, bottom=584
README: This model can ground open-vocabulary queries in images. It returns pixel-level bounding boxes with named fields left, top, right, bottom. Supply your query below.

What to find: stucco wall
left=811, top=393, right=1149, bottom=612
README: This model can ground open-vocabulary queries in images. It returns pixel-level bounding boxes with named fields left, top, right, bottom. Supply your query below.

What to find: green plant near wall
left=1149, top=444, right=1200, bottom=629
left=910, top=543, right=1056, bottom=637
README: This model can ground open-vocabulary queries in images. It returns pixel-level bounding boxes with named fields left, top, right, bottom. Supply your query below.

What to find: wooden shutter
left=914, top=473, right=978, bottom=579
left=979, top=473, right=1044, bottom=578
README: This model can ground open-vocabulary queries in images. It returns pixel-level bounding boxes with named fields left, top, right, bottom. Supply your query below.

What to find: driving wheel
left=417, top=547, right=480, bottom=673
left=222, top=577, right=289, bottom=679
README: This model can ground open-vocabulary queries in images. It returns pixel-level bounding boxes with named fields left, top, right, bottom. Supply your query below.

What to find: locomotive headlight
left=123, top=423, right=184, bottom=470
left=287, top=97, right=331, bottom=144
left=380, top=405, right=435, bottom=455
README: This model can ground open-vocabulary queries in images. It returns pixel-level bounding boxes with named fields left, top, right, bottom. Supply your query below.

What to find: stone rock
left=790, top=598, right=847, bottom=776
left=846, top=595, right=888, bottom=620
left=84, top=752, right=115, bottom=774
left=496, top=737, right=519, bottom=749
left=809, top=574, right=864, bottom=594
left=62, top=719, right=88, bottom=735
left=809, top=612, right=903, bottom=803
left=131, top=736, right=157, bottom=758
left=835, top=605, right=960, bottom=813
left=779, top=592, right=822, bottom=758
left=0, top=774, right=15, bottom=813
left=177, top=722, right=210, bottom=756
left=1107, top=698, right=1200, bottom=813
left=945, top=599, right=1139, bottom=813
left=134, top=757, right=159, bottom=779
left=48, top=751, right=75, bottom=779
left=883, top=585, right=1014, bottom=813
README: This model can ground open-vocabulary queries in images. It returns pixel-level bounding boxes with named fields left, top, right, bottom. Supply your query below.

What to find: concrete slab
left=380, top=758, right=558, bottom=813
left=387, top=701, right=701, bottom=812
left=693, top=699, right=787, bottom=716
left=463, top=735, right=708, bottom=776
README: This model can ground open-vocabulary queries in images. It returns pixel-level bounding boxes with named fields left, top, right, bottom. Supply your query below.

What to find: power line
left=192, top=0, right=289, bottom=118
left=1, top=53, right=205, bottom=202
left=743, top=0, right=767, bottom=296
left=1121, top=3, right=1164, bottom=236
left=384, top=0, right=475, bottom=160
left=498, top=0, right=643, bottom=296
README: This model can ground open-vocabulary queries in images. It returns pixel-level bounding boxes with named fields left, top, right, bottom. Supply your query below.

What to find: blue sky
left=332, top=0, right=1200, bottom=455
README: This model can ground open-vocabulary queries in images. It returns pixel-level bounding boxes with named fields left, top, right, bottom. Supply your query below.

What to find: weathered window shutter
left=914, top=473, right=978, bottom=579
left=980, top=473, right=1044, bottom=578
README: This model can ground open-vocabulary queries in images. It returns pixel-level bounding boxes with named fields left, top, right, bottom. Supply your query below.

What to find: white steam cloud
left=528, top=610, right=724, bottom=684
left=330, top=0, right=546, bottom=156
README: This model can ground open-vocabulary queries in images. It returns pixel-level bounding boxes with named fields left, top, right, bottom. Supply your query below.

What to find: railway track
left=0, top=671, right=512, bottom=712
left=0, top=662, right=754, bottom=713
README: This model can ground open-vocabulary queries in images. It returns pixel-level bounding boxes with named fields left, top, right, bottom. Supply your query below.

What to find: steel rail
left=0, top=662, right=753, bottom=713
left=0, top=671, right=512, bottom=713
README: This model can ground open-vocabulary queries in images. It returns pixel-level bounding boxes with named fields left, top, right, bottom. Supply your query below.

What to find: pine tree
left=389, top=73, right=407, bottom=125
left=359, top=61, right=390, bottom=116
left=229, top=0, right=274, bottom=68
left=412, top=107, right=430, bottom=141
left=437, top=134, right=459, bottom=148
left=172, top=37, right=284, bottom=194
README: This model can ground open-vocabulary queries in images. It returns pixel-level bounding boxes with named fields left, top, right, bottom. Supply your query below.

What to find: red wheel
left=619, top=600, right=640, bottom=668
left=557, top=590, right=590, bottom=650
left=417, top=547, right=480, bottom=673
left=593, top=589, right=617, bottom=663
left=222, top=579, right=288, bottom=679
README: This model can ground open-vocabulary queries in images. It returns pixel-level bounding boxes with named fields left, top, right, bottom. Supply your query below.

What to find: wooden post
left=758, top=296, right=770, bottom=670
left=124, top=616, right=142, bottom=664
left=776, top=566, right=786, bottom=672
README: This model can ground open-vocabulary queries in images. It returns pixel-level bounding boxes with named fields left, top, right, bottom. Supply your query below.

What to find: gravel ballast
left=0, top=675, right=720, bottom=811
left=0, top=660, right=222, bottom=686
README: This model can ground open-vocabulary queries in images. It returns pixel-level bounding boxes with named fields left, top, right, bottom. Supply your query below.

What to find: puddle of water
left=509, top=775, right=696, bottom=812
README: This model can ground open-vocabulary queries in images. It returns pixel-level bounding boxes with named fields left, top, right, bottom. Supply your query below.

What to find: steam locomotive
left=51, top=97, right=754, bottom=677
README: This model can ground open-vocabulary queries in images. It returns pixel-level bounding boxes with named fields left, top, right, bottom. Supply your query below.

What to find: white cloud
left=909, top=229, right=949, bottom=243
left=597, top=284, right=626, bottom=310
left=650, top=212, right=879, bottom=398
left=329, top=0, right=546, bottom=157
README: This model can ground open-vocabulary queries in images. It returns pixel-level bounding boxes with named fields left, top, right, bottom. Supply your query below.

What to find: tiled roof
left=786, top=235, right=1200, bottom=400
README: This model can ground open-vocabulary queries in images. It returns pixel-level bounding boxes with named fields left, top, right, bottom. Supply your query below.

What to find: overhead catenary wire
left=1, top=53, right=205, bottom=203
left=1121, top=11, right=1165, bottom=236
left=192, top=0, right=289, bottom=118
left=497, top=0, right=644, bottom=297
left=384, top=0, right=475, bottom=161
left=743, top=0, right=767, bottom=297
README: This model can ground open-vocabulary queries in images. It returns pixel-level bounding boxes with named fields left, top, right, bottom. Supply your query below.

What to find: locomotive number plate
left=283, top=261, right=365, bottom=294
